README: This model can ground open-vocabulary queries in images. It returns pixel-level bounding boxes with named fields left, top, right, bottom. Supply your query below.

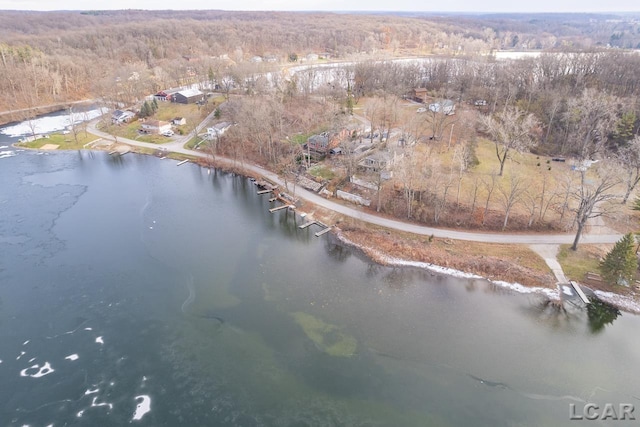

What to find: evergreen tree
left=152, top=97, right=158, bottom=113
left=140, top=101, right=151, bottom=118
left=599, top=233, right=638, bottom=286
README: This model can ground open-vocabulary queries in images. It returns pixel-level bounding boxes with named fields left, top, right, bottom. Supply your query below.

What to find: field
left=17, top=131, right=100, bottom=150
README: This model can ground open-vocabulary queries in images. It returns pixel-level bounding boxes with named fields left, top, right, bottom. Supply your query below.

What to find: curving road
left=87, top=120, right=622, bottom=245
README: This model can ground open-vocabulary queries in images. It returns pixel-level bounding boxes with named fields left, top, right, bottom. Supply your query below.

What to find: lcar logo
left=570, top=403, right=635, bottom=421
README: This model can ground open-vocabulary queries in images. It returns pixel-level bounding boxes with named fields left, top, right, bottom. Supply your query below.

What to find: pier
left=176, top=159, right=189, bottom=166
left=299, top=221, right=317, bottom=229
left=257, top=189, right=272, bottom=195
left=569, top=281, right=590, bottom=304
left=314, top=227, right=332, bottom=237
left=269, top=205, right=293, bottom=213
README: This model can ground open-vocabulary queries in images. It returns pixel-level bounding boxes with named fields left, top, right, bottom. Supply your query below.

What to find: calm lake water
left=1, top=146, right=640, bottom=426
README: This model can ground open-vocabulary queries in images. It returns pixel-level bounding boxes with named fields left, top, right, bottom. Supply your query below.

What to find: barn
left=172, top=88, right=204, bottom=104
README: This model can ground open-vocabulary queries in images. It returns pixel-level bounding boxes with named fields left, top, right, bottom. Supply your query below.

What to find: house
left=140, top=120, right=172, bottom=134
left=172, top=88, right=204, bottom=104
left=206, top=122, right=232, bottom=139
left=428, top=100, right=456, bottom=115
left=306, top=134, right=330, bottom=153
left=172, top=117, right=186, bottom=126
left=111, top=110, right=135, bottom=124
left=410, top=88, right=429, bottom=103
left=306, top=129, right=350, bottom=154
left=306, top=53, right=319, bottom=62
left=154, top=91, right=169, bottom=101
left=358, top=150, right=397, bottom=179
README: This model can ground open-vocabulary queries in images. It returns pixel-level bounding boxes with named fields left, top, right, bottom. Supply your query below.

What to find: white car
left=416, top=107, right=427, bottom=113
left=162, top=130, right=174, bottom=137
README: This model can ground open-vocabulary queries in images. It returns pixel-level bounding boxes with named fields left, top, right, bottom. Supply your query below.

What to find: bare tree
left=481, top=174, right=498, bottom=226
left=498, top=174, right=526, bottom=230
left=570, top=163, right=622, bottom=250
left=616, top=136, right=640, bottom=204
left=479, top=106, right=539, bottom=176
left=562, top=88, right=618, bottom=160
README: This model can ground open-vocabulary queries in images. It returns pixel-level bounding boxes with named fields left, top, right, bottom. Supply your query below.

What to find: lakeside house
left=140, top=120, right=172, bottom=134
left=111, top=110, right=135, bottom=124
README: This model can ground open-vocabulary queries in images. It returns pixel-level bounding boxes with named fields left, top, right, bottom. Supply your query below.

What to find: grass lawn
left=557, top=244, right=605, bottom=282
left=17, top=131, right=100, bottom=150
left=308, top=164, right=335, bottom=180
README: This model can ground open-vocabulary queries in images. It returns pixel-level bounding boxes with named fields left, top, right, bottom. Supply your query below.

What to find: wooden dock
left=314, top=227, right=332, bottom=237
left=268, top=197, right=277, bottom=202
left=570, top=281, right=590, bottom=304
left=269, top=205, right=292, bottom=213
left=299, top=221, right=317, bottom=229
left=176, top=159, right=189, bottom=166
left=257, top=189, right=272, bottom=195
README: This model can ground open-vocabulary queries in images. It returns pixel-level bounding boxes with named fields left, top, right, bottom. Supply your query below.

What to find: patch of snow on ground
left=594, top=290, right=640, bottom=314
left=95, top=336, right=104, bottom=344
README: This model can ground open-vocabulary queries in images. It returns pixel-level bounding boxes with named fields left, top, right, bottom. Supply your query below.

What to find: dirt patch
left=40, top=144, right=60, bottom=150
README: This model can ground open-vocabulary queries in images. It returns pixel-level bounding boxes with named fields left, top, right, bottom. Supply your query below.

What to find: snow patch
left=132, top=395, right=151, bottom=421
left=95, top=336, right=104, bottom=344
left=0, top=108, right=106, bottom=137
left=20, top=361, right=54, bottom=378
left=0, top=150, right=15, bottom=159
left=562, top=285, right=574, bottom=296
left=85, top=387, right=99, bottom=395
left=65, top=354, right=79, bottom=361
left=594, top=290, right=640, bottom=314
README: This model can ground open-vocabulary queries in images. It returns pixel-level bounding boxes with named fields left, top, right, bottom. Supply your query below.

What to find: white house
left=428, top=100, right=456, bottom=115
left=206, top=122, right=232, bottom=139
left=141, top=120, right=172, bottom=134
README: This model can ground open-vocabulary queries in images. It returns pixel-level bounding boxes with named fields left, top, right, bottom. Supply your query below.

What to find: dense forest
left=2, top=10, right=640, bottom=113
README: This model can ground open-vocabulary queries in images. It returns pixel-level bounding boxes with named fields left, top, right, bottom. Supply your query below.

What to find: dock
left=176, top=159, right=189, bottom=166
left=299, top=221, right=317, bottom=229
left=257, top=189, right=272, bottom=195
left=268, top=197, right=277, bottom=202
left=570, top=281, right=590, bottom=304
left=314, top=227, right=332, bottom=237
left=269, top=205, right=293, bottom=213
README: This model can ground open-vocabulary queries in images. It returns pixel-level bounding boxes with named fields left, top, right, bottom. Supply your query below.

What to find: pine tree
left=152, top=98, right=158, bottom=113
left=599, top=233, right=638, bottom=286
left=140, top=101, right=151, bottom=118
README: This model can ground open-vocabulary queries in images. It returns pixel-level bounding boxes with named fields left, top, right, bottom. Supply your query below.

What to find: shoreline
left=9, top=140, right=640, bottom=315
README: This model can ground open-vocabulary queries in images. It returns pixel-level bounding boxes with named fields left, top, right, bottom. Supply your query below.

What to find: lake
left=1, top=145, right=639, bottom=426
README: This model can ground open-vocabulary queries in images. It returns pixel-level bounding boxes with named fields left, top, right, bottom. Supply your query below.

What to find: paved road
left=87, top=120, right=622, bottom=245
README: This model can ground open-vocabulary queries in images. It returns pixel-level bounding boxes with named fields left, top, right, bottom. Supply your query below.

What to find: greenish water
left=1, top=149, right=639, bottom=426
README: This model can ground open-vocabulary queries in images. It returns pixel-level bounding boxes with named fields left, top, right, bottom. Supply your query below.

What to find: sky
left=1, top=0, right=640, bottom=13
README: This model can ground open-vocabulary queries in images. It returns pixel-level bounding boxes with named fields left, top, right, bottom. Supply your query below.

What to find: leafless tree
left=570, top=162, right=622, bottom=250
left=479, top=106, right=539, bottom=176
left=498, top=174, right=526, bottom=230
left=481, top=174, right=498, bottom=226
left=561, top=88, right=618, bottom=160
left=615, top=136, right=640, bottom=204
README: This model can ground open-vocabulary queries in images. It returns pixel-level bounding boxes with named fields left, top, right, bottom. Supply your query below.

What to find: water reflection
left=587, top=297, right=621, bottom=333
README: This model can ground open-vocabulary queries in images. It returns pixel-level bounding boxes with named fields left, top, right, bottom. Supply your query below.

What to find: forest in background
left=2, top=10, right=640, bottom=114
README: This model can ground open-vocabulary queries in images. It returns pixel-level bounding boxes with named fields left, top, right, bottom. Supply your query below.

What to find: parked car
left=162, top=130, right=174, bottom=137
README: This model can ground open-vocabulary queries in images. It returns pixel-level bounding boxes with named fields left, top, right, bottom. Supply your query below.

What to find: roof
left=176, top=88, right=203, bottom=98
